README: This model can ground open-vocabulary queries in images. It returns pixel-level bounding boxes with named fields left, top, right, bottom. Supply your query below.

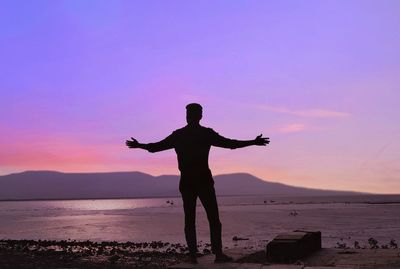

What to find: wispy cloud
left=255, top=104, right=350, bottom=118
left=278, top=123, right=306, bottom=133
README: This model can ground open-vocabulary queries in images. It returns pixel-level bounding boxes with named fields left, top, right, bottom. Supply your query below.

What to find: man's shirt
left=146, top=125, right=241, bottom=182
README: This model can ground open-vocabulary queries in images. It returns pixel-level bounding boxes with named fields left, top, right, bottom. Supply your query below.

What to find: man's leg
left=198, top=183, right=233, bottom=263
left=197, top=184, right=222, bottom=254
left=180, top=186, right=198, bottom=257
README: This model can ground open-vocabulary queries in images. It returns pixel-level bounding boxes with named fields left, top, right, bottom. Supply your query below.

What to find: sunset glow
left=1, top=1, right=399, bottom=193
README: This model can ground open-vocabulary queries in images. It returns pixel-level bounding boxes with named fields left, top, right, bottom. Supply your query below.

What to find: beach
left=1, top=195, right=400, bottom=268
left=1, top=195, right=400, bottom=248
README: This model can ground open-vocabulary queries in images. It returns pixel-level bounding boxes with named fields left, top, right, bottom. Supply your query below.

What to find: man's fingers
left=255, top=135, right=270, bottom=146
left=126, top=138, right=139, bottom=148
left=257, top=137, right=270, bottom=146
left=127, top=137, right=139, bottom=144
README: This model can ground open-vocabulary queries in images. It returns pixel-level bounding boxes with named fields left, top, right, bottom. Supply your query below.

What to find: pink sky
left=1, top=1, right=399, bottom=193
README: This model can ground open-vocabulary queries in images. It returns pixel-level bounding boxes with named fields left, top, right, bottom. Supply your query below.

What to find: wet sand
left=1, top=202, right=399, bottom=249
left=1, top=198, right=400, bottom=268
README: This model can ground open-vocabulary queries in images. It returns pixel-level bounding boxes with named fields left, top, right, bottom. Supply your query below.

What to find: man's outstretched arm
left=125, top=135, right=174, bottom=153
left=212, top=133, right=270, bottom=149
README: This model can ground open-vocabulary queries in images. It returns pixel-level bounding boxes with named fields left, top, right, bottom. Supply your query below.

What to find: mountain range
left=0, top=171, right=363, bottom=200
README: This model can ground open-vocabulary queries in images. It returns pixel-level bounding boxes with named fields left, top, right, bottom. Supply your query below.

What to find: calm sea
left=1, top=195, right=400, bottom=248
left=1, top=194, right=400, bottom=211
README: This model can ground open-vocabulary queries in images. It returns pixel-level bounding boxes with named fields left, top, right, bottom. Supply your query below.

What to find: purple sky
left=1, top=1, right=399, bottom=193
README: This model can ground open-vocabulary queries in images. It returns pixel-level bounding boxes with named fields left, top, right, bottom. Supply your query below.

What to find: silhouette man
left=126, top=103, right=269, bottom=263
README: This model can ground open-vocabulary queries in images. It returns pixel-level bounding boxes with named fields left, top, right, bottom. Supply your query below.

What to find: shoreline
left=1, top=193, right=400, bottom=203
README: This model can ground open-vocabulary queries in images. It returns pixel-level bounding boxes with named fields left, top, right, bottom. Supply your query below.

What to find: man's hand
left=254, top=134, right=270, bottom=146
left=126, top=137, right=140, bottom=148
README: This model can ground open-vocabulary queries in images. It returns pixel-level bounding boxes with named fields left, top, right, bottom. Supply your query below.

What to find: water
left=2, top=194, right=399, bottom=212
left=1, top=195, right=400, bottom=248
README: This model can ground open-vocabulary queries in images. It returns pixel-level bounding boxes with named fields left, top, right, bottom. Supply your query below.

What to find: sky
left=1, top=0, right=399, bottom=194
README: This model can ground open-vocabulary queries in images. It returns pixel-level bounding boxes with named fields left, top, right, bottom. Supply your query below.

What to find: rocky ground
left=2, top=238, right=399, bottom=268
left=0, top=239, right=205, bottom=269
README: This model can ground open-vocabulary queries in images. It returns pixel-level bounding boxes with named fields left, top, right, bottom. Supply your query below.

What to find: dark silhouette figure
left=126, top=103, right=269, bottom=263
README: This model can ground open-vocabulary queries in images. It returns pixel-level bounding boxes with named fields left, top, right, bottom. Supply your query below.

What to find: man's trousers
left=179, top=182, right=222, bottom=255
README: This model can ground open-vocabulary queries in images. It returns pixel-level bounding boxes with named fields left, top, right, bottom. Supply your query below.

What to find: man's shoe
left=214, top=253, right=233, bottom=263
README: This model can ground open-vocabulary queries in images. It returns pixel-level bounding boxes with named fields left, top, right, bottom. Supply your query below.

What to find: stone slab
left=302, top=248, right=400, bottom=269
left=169, top=262, right=262, bottom=269
left=170, top=248, right=400, bottom=269
left=168, top=264, right=194, bottom=269
left=304, top=267, right=354, bottom=269
left=261, top=265, right=303, bottom=269
left=169, top=248, right=257, bottom=269
left=237, top=264, right=263, bottom=269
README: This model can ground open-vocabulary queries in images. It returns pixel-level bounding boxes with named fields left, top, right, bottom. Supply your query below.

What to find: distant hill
left=0, top=171, right=363, bottom=200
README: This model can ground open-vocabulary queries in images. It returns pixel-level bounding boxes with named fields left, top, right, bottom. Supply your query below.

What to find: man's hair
left=186, top=103, right=203, bottom=114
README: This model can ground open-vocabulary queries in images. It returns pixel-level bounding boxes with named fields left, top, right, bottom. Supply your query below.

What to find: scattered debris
left=389, top=239, right=398, bottom=249
left=232, top=236, right=249, bottom=241
left=289, top=210, right=298, bottom=216
left=368, top=237, right=379, bottom=249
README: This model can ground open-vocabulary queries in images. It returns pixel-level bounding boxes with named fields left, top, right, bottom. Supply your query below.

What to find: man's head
left=186, top=103, right=202, bottom=124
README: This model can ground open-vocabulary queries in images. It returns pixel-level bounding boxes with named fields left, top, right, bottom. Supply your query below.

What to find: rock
left=203, top=248, right=211, bottom=254
left=266, top=230, right=321, bottom=263
left=108, top=254, right=120, bottom=263
left=233, top=236, right=250, bottom=241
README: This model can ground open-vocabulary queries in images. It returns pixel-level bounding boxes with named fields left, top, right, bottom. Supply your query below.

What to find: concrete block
left=266, top=231, right=321, bottom=263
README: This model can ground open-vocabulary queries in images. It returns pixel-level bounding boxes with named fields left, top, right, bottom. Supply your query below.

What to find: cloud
left=255, top=104, right=350, bottom=118
left=278, top=123, right=306, bottom=133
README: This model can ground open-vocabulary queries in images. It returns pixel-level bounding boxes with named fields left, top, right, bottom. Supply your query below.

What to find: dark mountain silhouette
left=0, top=171, right=363, bottom=200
